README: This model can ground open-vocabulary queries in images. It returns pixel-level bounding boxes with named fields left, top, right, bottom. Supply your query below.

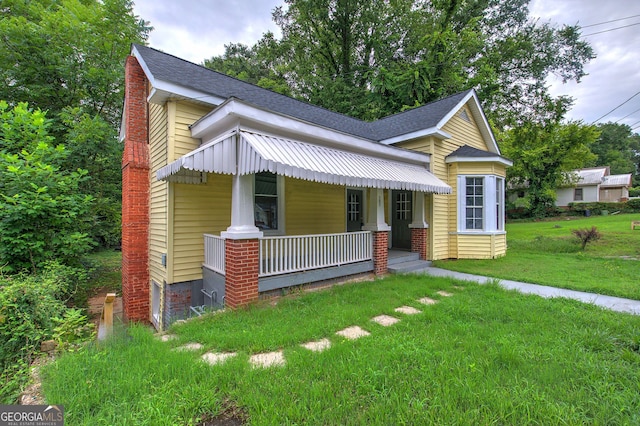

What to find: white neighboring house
left=556, top=167, right=633, bottom=207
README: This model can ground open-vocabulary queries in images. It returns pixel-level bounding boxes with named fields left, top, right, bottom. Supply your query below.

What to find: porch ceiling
left=157, top=130, right=452, bottom=193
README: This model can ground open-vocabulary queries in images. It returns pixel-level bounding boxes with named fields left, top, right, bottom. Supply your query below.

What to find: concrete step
left=388, top=259, right=433, bottom=274
left=388, top=251, right=420, bottom=265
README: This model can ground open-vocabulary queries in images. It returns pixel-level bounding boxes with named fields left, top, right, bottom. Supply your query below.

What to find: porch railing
left=203, top=234, right=225, bottom=274
left=259, top=231, right=372, bottom=277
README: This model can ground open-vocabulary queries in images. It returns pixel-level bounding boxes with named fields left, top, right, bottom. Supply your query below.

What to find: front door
left=392, top=190, right=412, bottom=249
left=346, top=189, right=363, bottom=232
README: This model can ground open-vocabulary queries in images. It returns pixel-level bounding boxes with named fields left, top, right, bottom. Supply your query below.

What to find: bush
left=627, top=198, right=640, bottom=211
left=568, top=201, right=633, bottom=215
left=629, top=187, right=640, bottom=198
left=572, top=226, right=601, bottom=250
left=0, top=263, right=93, bottom=402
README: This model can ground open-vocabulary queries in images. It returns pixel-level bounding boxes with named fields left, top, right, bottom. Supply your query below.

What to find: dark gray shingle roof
left=447, top=145, right=500, bottom=158
left=133, top=44, right=472, bottom=142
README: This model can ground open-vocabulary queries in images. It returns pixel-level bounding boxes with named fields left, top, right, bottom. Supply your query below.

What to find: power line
left=594, top=91, right=640, bottom=123
left=582, top=22, right=640, bottom=36
left=615, top=106, right=640, bottom=123
left=629, top=119, right=640, bottom=128
left=580, top=14, right=640, bottom=28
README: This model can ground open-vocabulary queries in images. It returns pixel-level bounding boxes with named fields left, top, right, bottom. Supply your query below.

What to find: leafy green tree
left=499, top=105, right=599, bottom=217
left=206, top=0, right=594, bottom=126
left=588, top=122, right=639, bottom=175
left=0, top=102, right=94, bottom=272
left=0, top=0, right=150, bottom=248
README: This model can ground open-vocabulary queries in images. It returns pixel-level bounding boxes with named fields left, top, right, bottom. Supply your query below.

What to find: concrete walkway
left=417, top=267, right=640, bottom=316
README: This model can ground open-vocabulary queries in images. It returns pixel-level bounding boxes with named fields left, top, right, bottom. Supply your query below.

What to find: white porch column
left=409, top=191, right=429, bottom=229
left=362, top=188, right=391, bottom=232
left=221, top=173, right=263, bottom=240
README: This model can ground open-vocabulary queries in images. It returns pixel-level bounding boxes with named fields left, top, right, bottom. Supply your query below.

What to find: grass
left=434, top=213, right=640, bottom=300
left=42, top=275, right=640, bottom=425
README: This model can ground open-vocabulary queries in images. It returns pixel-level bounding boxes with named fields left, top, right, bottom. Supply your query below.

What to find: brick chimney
left=121, top=55, right=150, bottom=322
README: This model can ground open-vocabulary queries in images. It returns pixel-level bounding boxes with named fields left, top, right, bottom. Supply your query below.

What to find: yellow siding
left=172, top=102, right=212, bottom=160
left=149, top=103, right=168, bottom=293
left=285, top=178, right=345, bottom=234
left=457, top=234, right=507, bottom=259
left=171, top=174, right=232, bottom=283
left=457, top=162, right=507, bottom=177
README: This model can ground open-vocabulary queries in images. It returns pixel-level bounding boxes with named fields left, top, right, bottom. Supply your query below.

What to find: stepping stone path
left=161, top=291, right=458, bottom=368
left=395, top=306, right=421, bottom=315
left=202, top=352, right=237, bottom=366
left=158, top=334, right=177, bottom=342
left=174, top=342, right=204, bottom=351
left=371, top=315, right=400, bottom=326
left=250, top=351, right=285, bottom=368
left=336, top=326, right=370, bottom=340
left=301, top=338, right=331, bottom=352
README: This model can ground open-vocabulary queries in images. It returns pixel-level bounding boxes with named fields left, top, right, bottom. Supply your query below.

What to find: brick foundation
left=122, top=55, right=150, bottom=322
left=224, top=239, right=259, bottom=309
left=163, top=281, right=199, bottom=327
left=372, top=231, right=389, bottom=275
left=411, top=228, right=429, bottom=260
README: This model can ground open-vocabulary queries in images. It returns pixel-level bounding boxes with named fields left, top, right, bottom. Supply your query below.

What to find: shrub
left=629, top=187, right=640, bottom=198
left=571, top=226, right=601, bottom=250
left=627, top=198, right=640, bottom=211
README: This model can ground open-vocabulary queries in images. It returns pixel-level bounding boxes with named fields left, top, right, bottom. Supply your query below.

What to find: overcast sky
left=132, top=0, right=640, bottom=132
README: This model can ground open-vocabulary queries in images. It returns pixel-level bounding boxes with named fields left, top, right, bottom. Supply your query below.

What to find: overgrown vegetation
left=572, top=226, right=601, bottom=250
left=41, top=275, right=640, bottom=424
left=435, top=214, right=640, bottom=300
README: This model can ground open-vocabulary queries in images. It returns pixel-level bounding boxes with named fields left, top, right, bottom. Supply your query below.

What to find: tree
left=0, top=102, right=94, bottom=272
left=499, top=105, right=599, bottom=217
left=588, top=122, right=639, bottom=175
left=205, top=0, right=594, bottom=126
left=0, top=0, right=151, bottom=247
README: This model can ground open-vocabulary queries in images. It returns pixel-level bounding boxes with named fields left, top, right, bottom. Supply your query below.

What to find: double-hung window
left=458, top=175, right=505, bottom=232
left=254, top=172, right=281, bottom=232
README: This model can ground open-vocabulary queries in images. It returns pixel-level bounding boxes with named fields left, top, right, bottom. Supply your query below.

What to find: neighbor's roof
left=131, top=44, right=497, bottom=151
left=573, top=167, right=608, bottom=186
left=602, top=173, right=633, bottom=187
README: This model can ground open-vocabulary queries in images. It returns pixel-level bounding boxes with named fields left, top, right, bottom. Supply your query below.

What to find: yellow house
left=121, top=45, right=512, bottom=329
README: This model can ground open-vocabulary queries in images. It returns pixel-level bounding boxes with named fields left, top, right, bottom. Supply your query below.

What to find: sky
left=132, top=0, right=640, bottom=132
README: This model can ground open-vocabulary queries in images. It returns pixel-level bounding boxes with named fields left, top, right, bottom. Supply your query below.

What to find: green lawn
left=434, top=213, right=640, bottom=300
left=42, top=275, right=640, bottom=425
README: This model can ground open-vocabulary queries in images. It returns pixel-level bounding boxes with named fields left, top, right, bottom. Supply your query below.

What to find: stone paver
left=336, top=326, right=370, bottom=340
left=418, top=297, right=438, bottom=305
left=437, top=291, right=453, bottom=297
left=301, top=338, right=332, bottom=352
left=174, top=342, right=203, bottom=351
left=395, top=306, right=422, bottom=315
left=159, top=334, right=177, bottom=342
left=202, top=352, right=237, bottom=366
left=371, top=315, right=400, bottom=326
left=250, top=351, right=286, bottom=368
left=419, top=267, right=640, bottom=316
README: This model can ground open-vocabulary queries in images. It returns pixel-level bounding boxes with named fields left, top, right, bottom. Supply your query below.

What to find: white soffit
left=157, top=130, right=451, bottom=194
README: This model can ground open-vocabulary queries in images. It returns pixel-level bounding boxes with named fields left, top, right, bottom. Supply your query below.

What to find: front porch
left=195, top=231, right=428, bottom=313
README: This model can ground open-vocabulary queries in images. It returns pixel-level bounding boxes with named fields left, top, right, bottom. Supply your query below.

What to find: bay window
left=458, top=175, right=505, bottom=233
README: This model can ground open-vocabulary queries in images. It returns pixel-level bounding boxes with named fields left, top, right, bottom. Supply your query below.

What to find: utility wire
left=582, top=22, right=640, bottom=36
left=594, top=91, right=640, bottom=123
left=580, top=14, right=640, bottom=28
left=615, top=106, right=640, bottom=123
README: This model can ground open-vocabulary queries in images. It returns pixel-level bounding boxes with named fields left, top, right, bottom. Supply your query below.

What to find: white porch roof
left=157, top=130, right=452, bottom=194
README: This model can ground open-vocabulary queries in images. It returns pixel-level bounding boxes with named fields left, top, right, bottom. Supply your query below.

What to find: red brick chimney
left=121, top=55, right=150, bottom=322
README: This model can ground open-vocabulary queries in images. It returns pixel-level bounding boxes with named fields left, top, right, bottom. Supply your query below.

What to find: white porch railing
left=203, top=234, right=225, bottom=274
left=259, top=231, right=372, bottom=277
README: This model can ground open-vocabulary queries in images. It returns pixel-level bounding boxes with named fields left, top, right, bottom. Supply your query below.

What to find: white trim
left=380, top=128, right=452, bottom=145
left=191, top=98, right=431, bottom=166
left=450, top=231, right=507, bottom=236
left=446, top=155, right=513, bottom=166
left=362, top=188, right=391, bottom=232
left=457, top=175, right=506, bottom=233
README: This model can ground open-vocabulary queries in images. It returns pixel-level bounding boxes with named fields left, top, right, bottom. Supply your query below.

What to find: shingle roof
left=133, top=44, right=473, bottom=142
left=446, top=145, right=501, bottom=158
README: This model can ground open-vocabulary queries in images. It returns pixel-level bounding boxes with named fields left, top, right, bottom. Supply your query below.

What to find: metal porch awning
left=157, top=130, right=452, bottom=194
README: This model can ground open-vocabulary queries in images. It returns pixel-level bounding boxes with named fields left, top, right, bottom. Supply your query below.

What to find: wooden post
left=98, top=293, right=116, bottom=340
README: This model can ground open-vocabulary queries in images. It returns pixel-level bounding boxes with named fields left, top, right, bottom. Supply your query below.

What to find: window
left=574, top=188, right=583, bottom=201
left=348, top=192, right=360, bottom=222
left=465, top=177, right=484, bottom=230
left=458, top=175, right=505, bottom=232
left=255, top=172, right=279, bottom=231
left=395, top=191, right=411, bottom=220
left=152, top=281, right=161, bottom=325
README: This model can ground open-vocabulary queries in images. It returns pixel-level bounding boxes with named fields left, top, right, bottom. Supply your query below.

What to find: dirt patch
left=196, top=400, right=247, bottom=426
left=87, top=287, right=123, bottom=327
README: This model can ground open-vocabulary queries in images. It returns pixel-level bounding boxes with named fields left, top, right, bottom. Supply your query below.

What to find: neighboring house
left=121, top=44, right=512, bottom=329
left=556, top=167, right=632, bottom=207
